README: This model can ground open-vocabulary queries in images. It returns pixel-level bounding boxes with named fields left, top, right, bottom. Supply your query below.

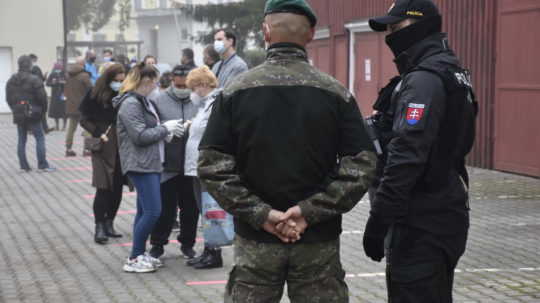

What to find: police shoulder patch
left=406, top=103, right=425, bottom=125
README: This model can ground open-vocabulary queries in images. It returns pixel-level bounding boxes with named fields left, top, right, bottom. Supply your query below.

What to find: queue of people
left=61, top=32, right=248, bottom=274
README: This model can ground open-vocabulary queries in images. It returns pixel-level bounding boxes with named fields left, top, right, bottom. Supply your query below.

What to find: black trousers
left=92, top=166, right=124, bottom=224
left=150, top=175, right=199, bottom=248
left=385, top=224, right=468, bottom=303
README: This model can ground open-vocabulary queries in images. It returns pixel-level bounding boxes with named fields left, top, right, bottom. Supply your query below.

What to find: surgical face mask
left=190, top=92, right=203, bottom=104
left=103, top=56, right=112, bottom=62
left=172, top=87, right=191, bottom=100
left=214, top=40, right=226, bottom=54
left=110, top=81, right=122, bottom=92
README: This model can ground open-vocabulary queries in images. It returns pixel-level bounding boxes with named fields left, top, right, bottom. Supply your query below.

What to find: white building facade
left=133, top=0, right=241, bottom=67
left=0, top=0, right=64, bottom=113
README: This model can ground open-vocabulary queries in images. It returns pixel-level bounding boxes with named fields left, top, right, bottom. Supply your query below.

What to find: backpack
left=412, top=63, right=479, bottom=186
left=13, top=100, right=42, bottom=122
left=9, top=73, right=43, bottom=123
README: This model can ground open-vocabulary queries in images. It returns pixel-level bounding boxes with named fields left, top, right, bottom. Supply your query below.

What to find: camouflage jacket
left=198, top=43, right=377, bottom=243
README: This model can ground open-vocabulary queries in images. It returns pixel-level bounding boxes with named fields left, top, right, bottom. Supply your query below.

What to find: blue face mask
left=214, top=40, right=226, bottom=54
left=110, top=81, right=122, bottom=92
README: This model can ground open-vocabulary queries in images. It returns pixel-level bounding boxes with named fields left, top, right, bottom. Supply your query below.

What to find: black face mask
left=89, top=57, right=97, bottom=63
left=385, top=16, right=442, bottom=57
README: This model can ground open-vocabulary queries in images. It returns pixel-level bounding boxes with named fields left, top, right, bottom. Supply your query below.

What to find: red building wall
left=306, top=0, right=497, bottom=171
left=492, top=0, right=540, bottom=176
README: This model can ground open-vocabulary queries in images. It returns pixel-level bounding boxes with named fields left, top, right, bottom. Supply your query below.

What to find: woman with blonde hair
left=113, top=62, right=185, bottom=273
left=184, top=66, right=233, bottom=269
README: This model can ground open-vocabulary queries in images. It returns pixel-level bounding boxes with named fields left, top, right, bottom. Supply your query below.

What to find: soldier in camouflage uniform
left=197, top=0, right=377, bottom=302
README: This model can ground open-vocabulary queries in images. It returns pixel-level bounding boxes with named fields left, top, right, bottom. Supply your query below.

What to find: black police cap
left=369, top=0, right=440, bottom=32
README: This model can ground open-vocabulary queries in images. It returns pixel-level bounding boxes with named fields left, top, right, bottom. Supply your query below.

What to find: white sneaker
left=144, top=253, right=163, bottom=268
left=123, top=255, right=156, bottom=273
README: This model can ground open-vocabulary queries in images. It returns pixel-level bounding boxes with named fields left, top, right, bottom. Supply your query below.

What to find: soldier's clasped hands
left=262, top=206, right=308, bottom=243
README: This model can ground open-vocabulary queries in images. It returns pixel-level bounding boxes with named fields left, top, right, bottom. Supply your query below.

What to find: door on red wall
left=494, top=0, right=540, bottom=176
left=354, top=32, right=397, bottom=116
left=307, top=39, right=331, bottom=75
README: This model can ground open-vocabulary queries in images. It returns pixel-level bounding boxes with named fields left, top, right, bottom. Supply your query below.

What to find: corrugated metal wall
left=435, top=0, right=497, bottom=169
left=307, top=0, right=497, bottom=169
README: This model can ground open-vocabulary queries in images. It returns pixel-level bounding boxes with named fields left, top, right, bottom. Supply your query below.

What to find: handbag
left=83, top=125, right=112, bottom=152
left=14, top=100, right=42, bottom=121
left=201, top=192, right=235, bottom=247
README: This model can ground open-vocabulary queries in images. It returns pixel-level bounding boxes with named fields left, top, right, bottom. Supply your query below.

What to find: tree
left=118, top=0, right=132, bottom=33
left=179, top=0, right=266, bottom=56
left=65, top=0, right=118, bottom=33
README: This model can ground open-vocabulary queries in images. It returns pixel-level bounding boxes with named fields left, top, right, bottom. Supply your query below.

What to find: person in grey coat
left=211, top=30, right=248, bottom=88
left=113, top=63, right=185, bottom=273
left=149, top=65, right=202, bottom=260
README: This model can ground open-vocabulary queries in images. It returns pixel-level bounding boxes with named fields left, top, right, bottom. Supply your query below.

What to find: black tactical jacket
left=371, top=33, right=477, bottom=235
left=198, top=43, right=377, bottom=243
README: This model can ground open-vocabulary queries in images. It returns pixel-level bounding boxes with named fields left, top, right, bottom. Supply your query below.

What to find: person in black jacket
left=6, top=55, right=54, bottom=173
left=29, top=54, right=45, bottom=81
left=46, top=62, right=67, bottom=130
left=80, top=63, right=127, bottom=244
left=362, top=1, right=478, bottom=302
left=29, top=53, right=55, bottom=134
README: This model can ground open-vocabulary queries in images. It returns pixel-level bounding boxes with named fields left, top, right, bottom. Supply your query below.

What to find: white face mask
left=190, top=92, right=203, bottom=104
left=172, top=87, right=191, bottom=100
left=110, top=81, right=122, bottom=92
left=214, top=40, right=226, bottom=54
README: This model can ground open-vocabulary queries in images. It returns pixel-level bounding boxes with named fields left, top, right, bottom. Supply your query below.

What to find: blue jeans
left=17, top=122, right=49, bottom=170
left=128, top=173, right=162, bottom=258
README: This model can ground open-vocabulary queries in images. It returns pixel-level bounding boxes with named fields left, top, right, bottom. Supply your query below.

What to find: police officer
left=362, top=1, right=478, bottom=302
left=197, top=0, right=377, bottom=302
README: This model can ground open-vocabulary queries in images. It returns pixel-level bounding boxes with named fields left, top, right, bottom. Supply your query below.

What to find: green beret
left=264, top=0, right=318, bottom=27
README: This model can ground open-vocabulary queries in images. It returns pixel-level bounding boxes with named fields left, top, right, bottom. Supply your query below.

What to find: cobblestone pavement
left=0, top=115, right=539, bottom=303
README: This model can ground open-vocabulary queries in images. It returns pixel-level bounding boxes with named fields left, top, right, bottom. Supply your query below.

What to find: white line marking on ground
left=187, top=267, right=540, bottom=286
left=344, top=267, right=540, bottom=279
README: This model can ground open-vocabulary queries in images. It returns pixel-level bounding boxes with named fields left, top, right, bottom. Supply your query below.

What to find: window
left=142, top=0, right=159, bottom=9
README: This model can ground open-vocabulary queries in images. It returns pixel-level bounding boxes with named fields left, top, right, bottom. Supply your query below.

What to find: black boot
left=105, top=219, right=122, bottom=238
left=94, top=222, right=108, bottom=244
left=187, top=247, right=210, bottom=266
left=193, top=248, right=223, bottom=269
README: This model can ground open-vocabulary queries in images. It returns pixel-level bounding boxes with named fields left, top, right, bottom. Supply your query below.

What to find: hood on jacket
left=67, top=64, right=85, bottom=77
left=112, top=93, right=132, bottom=109
left=17, top=55, right=32, bottom=72
left=11, top=72, right=32, bottom=86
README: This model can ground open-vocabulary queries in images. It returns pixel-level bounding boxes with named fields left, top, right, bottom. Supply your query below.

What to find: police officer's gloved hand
left=363, top=215, right=389, bottom=262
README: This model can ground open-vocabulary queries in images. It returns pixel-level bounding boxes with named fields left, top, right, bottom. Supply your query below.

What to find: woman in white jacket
left=184, top=66, right=232, bottom=269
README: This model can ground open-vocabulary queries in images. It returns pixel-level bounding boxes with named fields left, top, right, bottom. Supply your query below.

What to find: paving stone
left=0, top=115, right=539, bottom=302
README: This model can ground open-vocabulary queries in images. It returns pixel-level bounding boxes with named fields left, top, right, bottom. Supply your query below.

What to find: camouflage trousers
left=224, top=236, right=348, bottom=303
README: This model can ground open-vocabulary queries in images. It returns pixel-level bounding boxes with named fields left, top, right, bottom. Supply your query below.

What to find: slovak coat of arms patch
left=406, top=103, right=425, bottom=125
